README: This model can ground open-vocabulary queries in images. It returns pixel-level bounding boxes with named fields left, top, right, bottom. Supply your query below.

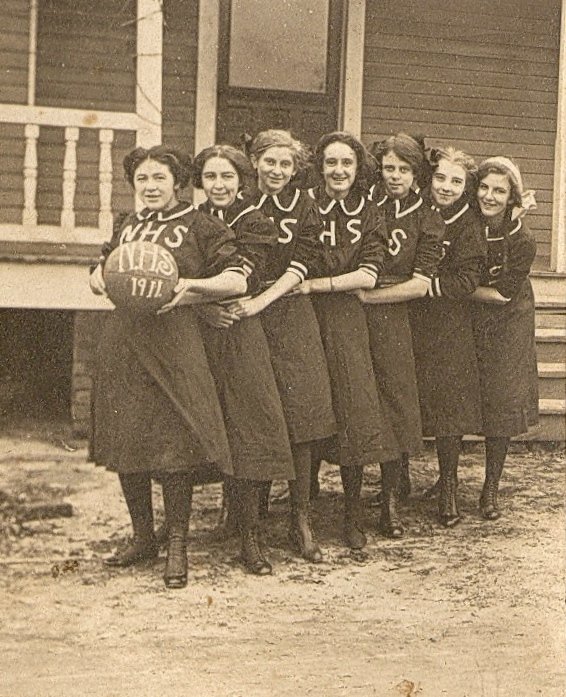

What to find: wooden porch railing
left=0, top=104, right=141, bottom=245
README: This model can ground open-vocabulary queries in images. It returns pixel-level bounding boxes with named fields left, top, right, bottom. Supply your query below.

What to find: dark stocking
left=161, top=472, right=193, bottom=588
left=481, top=437, right=509, bottom=520
left=379, top=460, right=404, bottom=538
left=233, top=479, right=272, bottom=575
left=340, top=465, right=366, bottom=549
left=104, top=472, right=158, bottom=567
left=437, top=435, right=462, bottom=527
left=288, top=443, right=322, bottom=562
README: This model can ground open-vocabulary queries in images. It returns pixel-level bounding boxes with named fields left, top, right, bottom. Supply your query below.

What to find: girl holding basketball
left=229, top=129, right=336, bottom=562
left=89, top=145, right=250, bottom=589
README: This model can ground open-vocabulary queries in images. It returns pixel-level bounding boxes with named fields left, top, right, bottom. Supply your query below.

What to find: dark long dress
left=308, top=187, right=393, bottom=466
left=471, top=214, right=539, bottom=436
left=410, top=195, right=486, bottom=436
left=366, top=188, right=444, bottom=457
left=245, top=185, right=337, bottom=445
left=197, top=197, right=294, bottom=481
left=91, top=203, right=248, bottom=477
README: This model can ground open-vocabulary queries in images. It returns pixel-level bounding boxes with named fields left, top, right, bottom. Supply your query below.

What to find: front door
left=216, top=0, right=344, bottom=149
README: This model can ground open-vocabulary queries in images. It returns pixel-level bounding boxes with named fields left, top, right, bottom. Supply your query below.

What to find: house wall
left=72, top=0, right=200, bottom=437
left=361, top=0, right=561, bottom=270
left=162, top=0, right=199, bottom=153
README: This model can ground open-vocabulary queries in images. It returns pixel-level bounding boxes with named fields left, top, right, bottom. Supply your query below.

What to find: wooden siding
left=36, top=0, right=136, bottom=112
left=0, top=1, right=138, bottom=228
left=361, top=0, right=561, bottom=270
left=1, top=0, right=30, bottom=104
left=161, top=0, right=199, bottom=154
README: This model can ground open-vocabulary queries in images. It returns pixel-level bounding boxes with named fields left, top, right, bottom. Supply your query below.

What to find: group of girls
left=89, top=127, right=538, bottom=589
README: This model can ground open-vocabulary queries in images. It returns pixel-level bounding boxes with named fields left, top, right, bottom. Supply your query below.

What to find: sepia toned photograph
left=0, top=1, right=564, bottom=695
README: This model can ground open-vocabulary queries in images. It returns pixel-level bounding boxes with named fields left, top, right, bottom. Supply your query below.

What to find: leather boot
left=162, top=473, right=192, bottom=589
left=439, top=470, right=460, bottom=527
left=341, top=465, right=367, bottom=550
left=235, top=479, right=272, bottom=575
left=105, top=472, right=158, bottom=567
left=379, top=460, right=404, bottom=538
left=480, top=437, right=508, bottom=520
left=288, top=443, right=322, bottom=562
left=422, top=478, right=441, bottom=500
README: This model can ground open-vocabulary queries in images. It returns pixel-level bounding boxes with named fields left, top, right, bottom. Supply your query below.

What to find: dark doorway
left=0, top=310, right=74, bottom=427
left=216, top=0, right=344, bottom=149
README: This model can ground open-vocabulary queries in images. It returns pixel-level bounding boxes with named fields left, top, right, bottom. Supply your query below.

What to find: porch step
left=535, top=298, right=566, bottom=329
left=538, top=363, right=566, bottom=400
left=536, top=328, right=566, bottom=363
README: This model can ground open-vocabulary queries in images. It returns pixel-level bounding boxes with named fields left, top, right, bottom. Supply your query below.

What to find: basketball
left=103, top=241, right=179, bottom=314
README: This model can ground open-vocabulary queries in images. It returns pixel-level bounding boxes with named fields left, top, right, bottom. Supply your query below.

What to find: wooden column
left=551, top=0, right=566, bottom=272
left=340, top=0, right=366, bottom=137
left=136, top=0, right=163, bottom=147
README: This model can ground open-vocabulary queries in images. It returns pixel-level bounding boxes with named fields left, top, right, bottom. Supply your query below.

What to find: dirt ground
left=0, top=429, right=564, bottom=697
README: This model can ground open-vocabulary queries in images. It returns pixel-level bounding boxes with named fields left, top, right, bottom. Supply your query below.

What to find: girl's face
left=431, top=159, right=467, bottom=209
left=201, top=156, right=240, bottom=209
left=381, top=151, right=414, bottom=199
left=253, top=146, right=297, bottom=195
left=477, top=172, right=512, bottom=220
left=133, top=159, right=179, bottom=211
left=322, top=142, right=358, bottom=200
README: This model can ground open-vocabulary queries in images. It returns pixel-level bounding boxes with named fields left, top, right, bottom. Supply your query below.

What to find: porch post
left=136, top=0, right=163, bottom=147
left=193, top=0, right=220, bottom=203
left=551, top=0, right=566, bottom=272
left=340, top=0, right=366, bottom=138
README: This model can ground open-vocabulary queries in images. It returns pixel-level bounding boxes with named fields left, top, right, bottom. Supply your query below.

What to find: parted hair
left=370, top=132, right=427, bottom=187
left=123, top=145, right=192, bottom=189
left=248, top=129, right=311, bottom=172
left=314, top=131, right=377, bottom=193
left=429, top=145, right=478, bottom=190
left=192, top=144, right=255, bottom=190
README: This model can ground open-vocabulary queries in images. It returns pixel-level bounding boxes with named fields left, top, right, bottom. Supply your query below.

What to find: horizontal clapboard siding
left=361, top=0, right=561, bottom=270
left=162, top=0, right=199, bottom=155
left=36, top=0, right=136, bottom=112
left=1, top=0, right=29, bottom=104
left=0, top=0, right=139, bottom=227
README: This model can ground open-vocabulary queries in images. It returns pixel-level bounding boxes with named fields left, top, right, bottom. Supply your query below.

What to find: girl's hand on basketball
left=196, top=303, right=239, bottom=328
left=156, top=278, right=193, bottom=314
left=89, top=264, right=107, bottom=297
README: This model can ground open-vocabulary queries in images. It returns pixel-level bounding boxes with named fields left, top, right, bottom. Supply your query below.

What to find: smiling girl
left=469, top=157, right=538, bottom=520
left=90, top=145, right=250, bottom=589
left=191, top=144, right=294, bottom=574
left=301, top=131, right=389, bottom=549
left=229, top=130, right=336, bottom=562
left=359, top=133, right=444, bottom=537
left=409, top=146, right=486, bottom=526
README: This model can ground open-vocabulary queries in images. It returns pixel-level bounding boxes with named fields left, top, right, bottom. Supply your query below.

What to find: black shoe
left=163, top=531, right=188, bottom=589
left=289, top=512, right=323, bottom=563
left=480, top=483, right=501, bottom=521
left=240, top=530, right=272, bottom=575
left=438, top=476, right=461, bottom=528
left=423, top=478, right=442, bottom=500
left=104, top=536, right=158, bottom=567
